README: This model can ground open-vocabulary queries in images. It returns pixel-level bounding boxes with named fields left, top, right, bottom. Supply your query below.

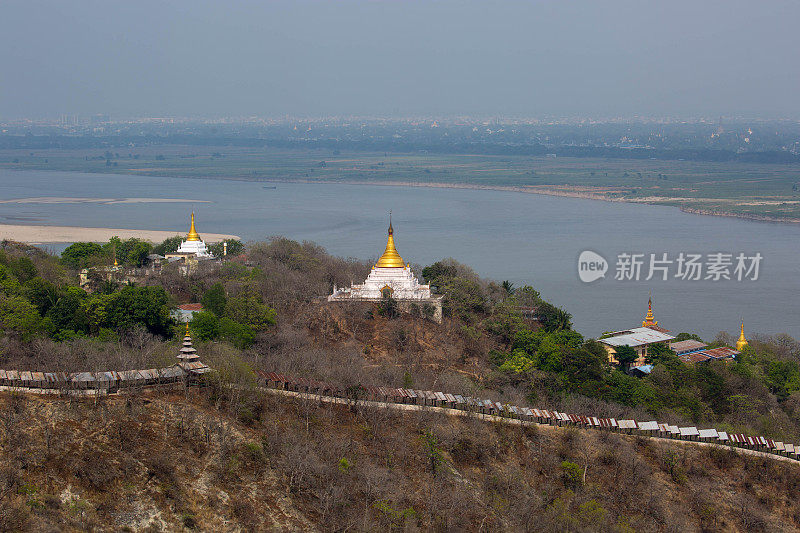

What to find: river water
left=1, top=169, right=797, bottom=340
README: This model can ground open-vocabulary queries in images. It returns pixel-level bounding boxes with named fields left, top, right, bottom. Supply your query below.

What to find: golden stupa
left=375, top=218, right=406, bottom=268
left=642, top=296, right=658, bottom=327
left=736, top=322, right=749, bottom=351
left=186, top=212, right=202, bottom=242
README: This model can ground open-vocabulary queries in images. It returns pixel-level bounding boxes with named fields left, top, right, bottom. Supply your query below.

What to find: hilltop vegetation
left=1, top=237, right=800, bottom=529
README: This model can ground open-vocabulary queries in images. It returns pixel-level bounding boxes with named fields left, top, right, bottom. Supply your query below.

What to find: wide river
left=1, top=169, right=798, bottom=340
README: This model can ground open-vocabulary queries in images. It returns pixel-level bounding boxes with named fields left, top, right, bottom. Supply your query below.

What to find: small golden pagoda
left=736, top=322, right=749, bottom=351
left=375, top=219, right=406, bottom=268
left=642, top=296, right=658, bottom=327
left=186, top=212, right=202, bottom=242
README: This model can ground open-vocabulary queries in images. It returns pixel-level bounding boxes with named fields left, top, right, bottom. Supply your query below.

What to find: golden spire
left=186, top=212, right=201, bottom=242
left=642, top=294, right=658, bottom=327
left=375, top=214, right=405, bottom=268
left=736, top=322, right=748, bottom=351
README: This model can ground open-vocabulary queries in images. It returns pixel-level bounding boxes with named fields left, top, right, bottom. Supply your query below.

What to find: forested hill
left=1, top=237, right=799, bottom=529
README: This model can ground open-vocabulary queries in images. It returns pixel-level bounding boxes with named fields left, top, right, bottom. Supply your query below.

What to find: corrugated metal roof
left=701, top=347, right=739, bottom=359
left=601, top=327, right=675, bottom=347
left=679, top=352, right=712, bottom=364
left=670, top=340, right=708, bottom=354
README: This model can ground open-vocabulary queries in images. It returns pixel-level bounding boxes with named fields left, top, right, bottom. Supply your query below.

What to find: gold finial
left=736, top=321, right=748, bottom=351
left=642, top=294, right=658, bottom=327
left=375, top=213, right=405, bottom=268
left=186, top=212, right=201, bottom=242
left=185, top=322, right=190, bottom=336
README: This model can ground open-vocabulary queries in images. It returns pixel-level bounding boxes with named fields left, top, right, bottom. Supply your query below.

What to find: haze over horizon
left=2, top=0, right=799, bottom=120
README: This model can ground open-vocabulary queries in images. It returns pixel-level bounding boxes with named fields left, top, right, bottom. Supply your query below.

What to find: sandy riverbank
left=0, top=224, right=238, bottom=244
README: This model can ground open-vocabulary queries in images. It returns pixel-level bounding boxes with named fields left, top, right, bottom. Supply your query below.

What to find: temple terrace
left=328, top=218, right=443, bottom=322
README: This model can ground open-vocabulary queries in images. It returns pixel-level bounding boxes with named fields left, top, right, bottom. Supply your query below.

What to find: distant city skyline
left=2, top=1, right=799, bottom=120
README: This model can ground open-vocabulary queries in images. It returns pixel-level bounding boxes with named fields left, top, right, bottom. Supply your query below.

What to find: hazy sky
left=2, top=0, right=798, bottom=119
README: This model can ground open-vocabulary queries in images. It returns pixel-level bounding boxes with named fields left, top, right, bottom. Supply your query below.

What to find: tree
left=614, top=345, right=638, bottom=372
left=207, top=239, right=245, bottom=257
left=201, top=283, right=227, bottom=316
left=61, top=242, right=103, bottom=269
left=421, top=261, right=458, bottom=284
left=674, top=332, right=704, bottom=343
left=191, top=311, right=220, bottom=341
left=644, top=342, right=676, bottom=365
left=10, top=257, right=37, bottom=283
left=23, top=277, right=58, bottom=315
left=377, top=294, right=398, bottom=318
left=225, top=295, right=276, bottom=330
left=152, top=235, right=184, bottom=256
left=536, top=302, right=573, bottom=332
left=46, top=287, right=88, bottom=335
left=219, top=317, right=255, bottom=349
left=0, top=295, right=43, bottom=339
left=87, top=285, right=173, bottom=336
left=127, top=240, right=152, bottom=267
left=501, top=280, right=515, bottom=295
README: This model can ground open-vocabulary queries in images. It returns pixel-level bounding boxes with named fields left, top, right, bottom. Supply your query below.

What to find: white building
left=174, top=212, right=211, bottom=258
left=329, top=219, right=442, bottom=321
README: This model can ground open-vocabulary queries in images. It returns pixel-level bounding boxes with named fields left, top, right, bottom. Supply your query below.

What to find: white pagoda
left=329, top=218, right=442, bottom=321
left=176, top=212, right=211, bottom=258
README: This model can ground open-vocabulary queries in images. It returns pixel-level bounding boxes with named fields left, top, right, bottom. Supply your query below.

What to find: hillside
left=1, top=238, right=800, bottom=530
left=2, top=387, right=799, bottom=532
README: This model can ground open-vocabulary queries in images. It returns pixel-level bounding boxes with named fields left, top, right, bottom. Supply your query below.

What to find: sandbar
left=0, top=224, right=238, bottom=244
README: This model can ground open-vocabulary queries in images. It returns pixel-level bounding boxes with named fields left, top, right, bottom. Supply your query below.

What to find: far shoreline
left=258, top=178, right=800, bottom=225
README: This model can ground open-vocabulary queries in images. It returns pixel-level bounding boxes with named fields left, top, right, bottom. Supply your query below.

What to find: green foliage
left=439, top=276, right=486, bottom=318
left=219, top=317, right=255, bottom=349
left=225, top=294, right=276, bottom=330
left=420, top=430, right=445, bottom=475
left=377, top=294, right=398, bottom=318
left=152, top=235, right=184, bottom=256
left=765, top=359, right=800, bottom=400
left=191, top=311, right=255, bottom=349
left=674, top=332, right=704, bottom=343
left=421, top=261, right=457, bottom=284
left=207, top=239, right=244, bottom=257
left=10, top=257, right=37, bottom=283
left=338, top=457, right=352, bottom=473
left=373, top=500, right=417, bottom=529
left=84, top=285, right=173, bottom=336
left=560, top=461, right=583, bottom=487
left=484, top=301, right=524, bottom=344
left=191, top=311, right=221, bottom=341
left=46, top=287, right=88, bottom=334
left=0, top=295, right=44, bottom=339
left=61, top=242, right=103, bottom=269
left=201, top=283, right=227, bottom=316
left=536, top=302, right=573, bottom=332
left=23, top=277, right=58, bottom=315
left=498, top=350, right=536, bottom=373
left=614, top=345, right=638, bottom=370
left=127, top=240, right=153, bottom=267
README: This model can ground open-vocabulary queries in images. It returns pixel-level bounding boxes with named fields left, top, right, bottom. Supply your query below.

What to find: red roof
left=679, top=352, right=712, bottom=364
left=701, top=347, right=739, bottom=359
left=178, top=303, right=204, bottom=311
